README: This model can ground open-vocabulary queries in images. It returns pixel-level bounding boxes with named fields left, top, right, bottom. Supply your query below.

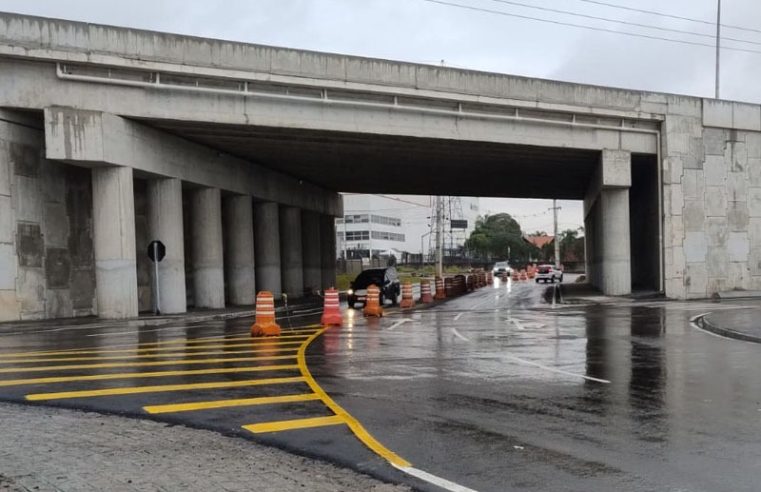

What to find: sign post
left=147, top=240, right=166, bottom=315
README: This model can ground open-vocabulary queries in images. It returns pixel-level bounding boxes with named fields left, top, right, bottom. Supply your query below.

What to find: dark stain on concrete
left=10, top=142, right=39, bottom=178
left=45, top=248, right=71, bottom=289
left=17, top=223, right=43, bottom=267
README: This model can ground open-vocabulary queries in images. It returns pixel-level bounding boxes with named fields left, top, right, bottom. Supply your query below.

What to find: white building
left=336, top=194, right=480, bottom=260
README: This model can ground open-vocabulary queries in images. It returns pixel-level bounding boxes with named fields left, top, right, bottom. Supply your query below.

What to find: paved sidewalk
left=701, top=308, right=761, bottom=343
left=0, top=402, right=408, bottom=492
left=0, top=299, right=323, bottom=334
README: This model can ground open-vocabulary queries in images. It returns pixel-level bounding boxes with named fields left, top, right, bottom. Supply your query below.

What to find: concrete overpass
left=0, top=12, right=758, bottom=320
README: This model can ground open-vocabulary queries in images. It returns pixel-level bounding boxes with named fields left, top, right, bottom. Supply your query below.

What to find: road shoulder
left=0, top=401, right=408, bottom=492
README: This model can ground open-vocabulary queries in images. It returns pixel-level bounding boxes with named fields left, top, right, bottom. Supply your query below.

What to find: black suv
left=347, top=267, right=401, bottom=308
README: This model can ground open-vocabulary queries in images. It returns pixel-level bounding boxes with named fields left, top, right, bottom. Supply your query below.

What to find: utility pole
left=435, top=196, right=444, bottom=277
left=715, top=0, right=721, bottom=99
left=553, top=199, right=561, bottom=269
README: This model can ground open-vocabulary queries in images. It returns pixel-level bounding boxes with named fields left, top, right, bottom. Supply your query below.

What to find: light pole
left=715, top=0, right=721, bottom=99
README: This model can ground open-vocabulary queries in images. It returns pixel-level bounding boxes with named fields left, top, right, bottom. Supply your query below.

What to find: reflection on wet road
left=2, top=279, right=761, bottom=491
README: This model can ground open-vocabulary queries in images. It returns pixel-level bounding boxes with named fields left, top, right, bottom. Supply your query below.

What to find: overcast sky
left=3, top=0, right=760, bottom=233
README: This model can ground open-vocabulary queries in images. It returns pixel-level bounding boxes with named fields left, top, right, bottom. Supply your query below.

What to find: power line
left=420, top=0, right=761, bottom=55
left=484, top=0, right=761, bottom=47
left=573, top=0, right=761, bottom=35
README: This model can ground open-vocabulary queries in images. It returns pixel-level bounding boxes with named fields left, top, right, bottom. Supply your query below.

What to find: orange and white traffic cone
left=320, top=287, right=342, bottom=326
left=400, top=281, right=415, bottom=308
left=434, top=276, right=446, bottom=300
left=420, top=279, right=434, bottom=303
left=251, top=291, right=281, bottom=337
left=363, top=284, right=384, bottom=317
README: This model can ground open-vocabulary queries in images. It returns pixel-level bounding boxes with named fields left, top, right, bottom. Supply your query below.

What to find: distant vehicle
left=535, top=264, right=563, bottom=283
left=492, top=261, right=513, bottom=277
left=346, top=267, right=400, bottom=308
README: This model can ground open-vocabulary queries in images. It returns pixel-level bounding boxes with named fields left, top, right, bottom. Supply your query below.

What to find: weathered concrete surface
left=320, top=214, right=337, bottom=290
left=43, top=108, right=341, bottom=216
left=147, top=177, right=186, bottom=314
left=280, top=206, right=304, bottom=299
left=254, top=201, right=282, bottom=299
left=0, top=110, right=96, bottom=322
left=301, top=210, right=322, bottom=295
left=191, top=187, right=225, bottom=309
left=91, top=165, right=138, bottom=319
left=223, top=194, right=255, bottom=306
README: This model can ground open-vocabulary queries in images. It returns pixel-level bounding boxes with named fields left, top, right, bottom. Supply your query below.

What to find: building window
left=345, top=230, right=370, bottom=241
left=371, top=215, right=402, bottom=227
left=371, top=231, right=405, bottom=241
left=344, top=214, right=369, bottom=224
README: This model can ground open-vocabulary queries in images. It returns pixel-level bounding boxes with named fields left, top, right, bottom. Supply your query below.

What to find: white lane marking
left=510, top=318, right=525, bottom=330
left=503, top=355, right=610, bottom=384
left=393, top=465, right=479, bottom=492
left=453, top=312, right=464, bottom=321
left=451, top=328, right=470, bottom=342
left=387, top=319, right=412, bottom=331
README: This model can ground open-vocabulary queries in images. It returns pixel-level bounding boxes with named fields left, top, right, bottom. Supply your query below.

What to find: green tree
left=465, top=213, right=536, bottom=262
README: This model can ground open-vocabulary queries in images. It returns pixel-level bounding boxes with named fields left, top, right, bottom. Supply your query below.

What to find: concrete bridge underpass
left=1, top=12, right=758, bottom=320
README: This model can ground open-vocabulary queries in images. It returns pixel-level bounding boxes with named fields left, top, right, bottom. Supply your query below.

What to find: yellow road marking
left=144, top=393, right=321, bottom=414
left=0, top=355, right=298, bottom=374
left=0, top=364, right=299, bottom=387
left=26, top=376, right=306, bottom=401
left=0, top=338, right=310, bottom=359
left=0, top=347, right=300, bottom=364
left=295, top=329, right=412, bottom=467
left=243, top=415, right=345, bottom=433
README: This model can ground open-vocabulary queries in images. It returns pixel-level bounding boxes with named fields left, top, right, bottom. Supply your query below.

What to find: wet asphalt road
left=1, top=279, right=761, bottom=491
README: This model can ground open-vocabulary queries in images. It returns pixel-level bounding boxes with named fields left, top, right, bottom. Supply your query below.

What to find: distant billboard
left=450, top=219, right=468, bottom=229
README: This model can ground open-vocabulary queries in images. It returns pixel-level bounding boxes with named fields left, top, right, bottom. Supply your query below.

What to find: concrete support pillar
left=600, top=188, right=631, bottom=296
left=254, top=202, right=282, bottom=299
left=280, top=206, right=304, bottom=299
left=223, top=195, right=255, bottom=305
left=191, top=187, right=225, bottom=308
left=584, top=149, right=632, bottom=296
left=320, top=214, right=337, bottom=289
left=147, top=178, right=186, bottom=314
left=301, top=210, right=322, bottom=295
left=92, top=166, right=138, bottom=319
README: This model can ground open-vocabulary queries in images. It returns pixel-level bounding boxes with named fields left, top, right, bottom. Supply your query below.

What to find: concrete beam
left=43, top=107, right=342, bottom=216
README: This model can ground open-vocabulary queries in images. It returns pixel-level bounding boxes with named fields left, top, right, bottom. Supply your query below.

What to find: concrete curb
left=696, top=314, right=761, bottom=344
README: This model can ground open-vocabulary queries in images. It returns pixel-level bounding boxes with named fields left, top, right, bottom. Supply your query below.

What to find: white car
left=535, top=264, right=563, bottom=283
left=492, top=261, right=513, bottom=277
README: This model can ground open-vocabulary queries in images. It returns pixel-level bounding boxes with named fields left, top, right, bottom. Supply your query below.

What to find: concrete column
left=254, top=201, right=282, bottom=299
left=320, top=214, right=337, bottom=289
left=301, top=210, right=322, bottom=295
left=92, top=166, right=138, bottom=319
left=280, top=206, right=304, bottom=299
left=223, top=195, right=255, bottom=305
left=600, top=188, right=631, bottom=295
left=191, top=187, right=225, bottom=308
left=147, top=178, right=186, bottom=314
